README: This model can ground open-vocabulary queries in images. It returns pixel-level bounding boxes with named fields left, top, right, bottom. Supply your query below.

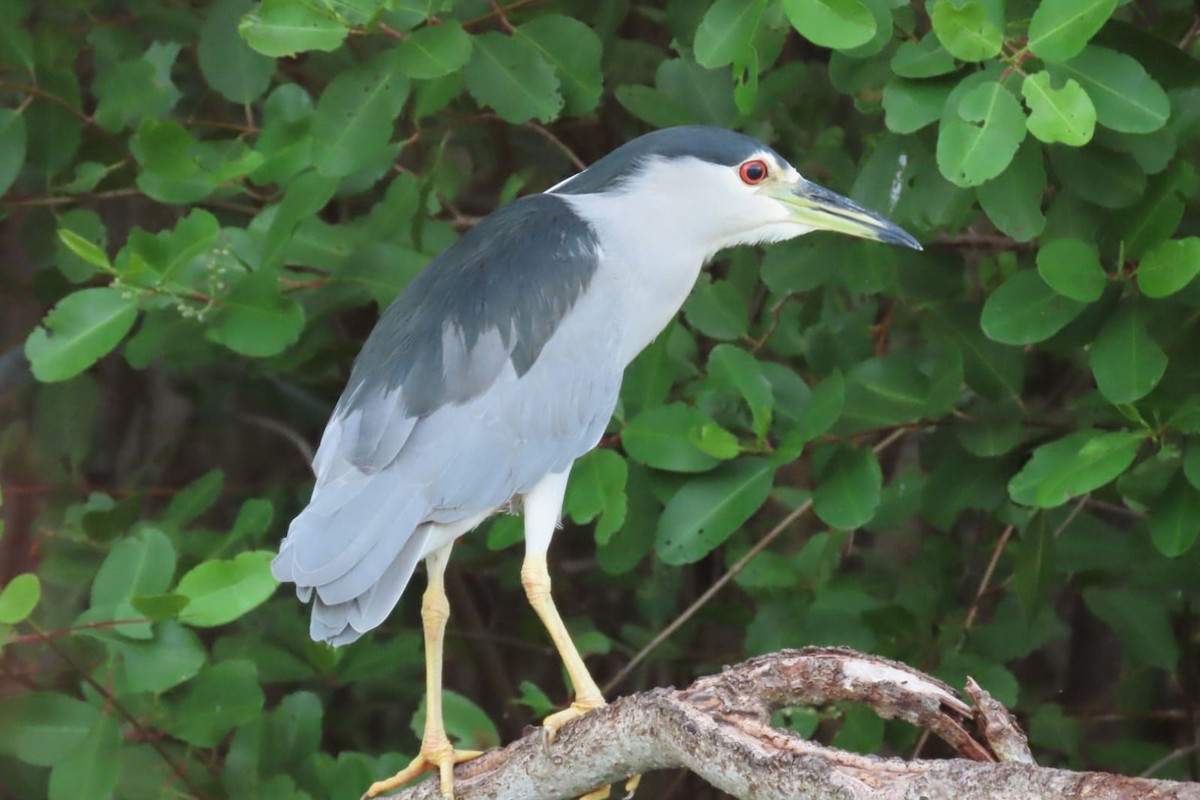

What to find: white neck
left=554, top=156, right=807, bottom=364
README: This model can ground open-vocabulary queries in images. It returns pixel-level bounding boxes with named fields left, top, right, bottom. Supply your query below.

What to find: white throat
left=553, top=156, right=804, bottom=363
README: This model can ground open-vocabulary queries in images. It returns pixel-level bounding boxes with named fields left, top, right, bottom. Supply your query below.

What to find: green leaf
left=838, top=355, right=936, bottom=432
left=79, top=494, right=139, bottom=543
left=1009, top=430, right=1145, bottom=508
left=25, top=287, right=139, bottom=382
left=832, top=704, right=885, bottom=754
left=930, top=0, right=1003, bottom=62
left=1036, top=238, right=1106, bottom=302
left=412, top=690, right=500, bottom=752
left=464, top=32, right=562, bottom=124
left=694, top=0, right=764, bottom=68
left=956, top=400, right=1022, bottom=457
left=924, top=305, right=1023, bottom=401
left=622, top=403, right=723, bottom=473
left=1137, top=237, right=1200, bottom=298
left=131, top=593, right=190, bottom=622
left=1050, top=144, right=1146, bottom=209
left=169, top=660, right=264, bottom=746
left=92, top=44, right=182, bottom=132
left=937, top=81, right=1026, bottom=187
left=0, top=573, right=40, bottom=624
left=55, top=210, right=109, bottom=281
left=1050, top=46, right=1170, bottom=134
left=177, top=550, right=279, bottom=627
left=0, top=6, right=32, bottom=71
left=656, top=458, right=775, bottom=565
left=1028, top=0, right=1117, bottom=63
left=513, top=680, right=555, bottom=717
left=0, top=692, right=100, bottom=766
left=229, top=497, right=275, bottom=545
left=91, top=526, right=176, bottom=608
left=782, top=0, right=875, bottom=51
left=516, top=15, right=604, bottom=116
left=164, top=469, right=224, bottom=526
left=1126, top=166, right=1190, bottom=249
left=565, top=449, right=628, bottom=545
left=1021, top=72, right=1096, bottom=146
left=1148, top=475, right=1200, bottom=557
left=890, top=35, right=957, bottom=79
left=115, top=621, right=207, bottom=693
left=396, top=21, right=472, bottom=80
left=262, top=171, right=339, bottom=271
left=813, top=445, right=883, bottom=529
left=654, top=58, right=739, bottom=127
left=707, top=344, right=774, bottom=438
left=980, top=270, right=1086, bottom=345
left=1184, top=439, right=1200, bottom=491
left=1013, top=514, right=1057, bottom=622
left=1089, top=303, right=1166, bottom=404
left=976, top=138, right=1047, bottom=242
left=239, top=0, right=348, bottom=57
left=129, top=119, right=215, bottom=204
left=788, top=370, right=845, bottom=445
left=1083, top=587, right=1179, bottom=670
left=882, top=78, right=954, bottom=134
left=48, top=714, right=121, bottom=800
left=207, top=271, right=305, bottom=357
left=691, top=422, right=742, bottom=459
left=683, top=276, right=747, bottom=340
left=200, top=0, right=275, bottom=103
left=313, top=49, right=410, bottom=178
left=58, top=229, right=112, bottom=273
left=0, top=108, right=25, bottom=197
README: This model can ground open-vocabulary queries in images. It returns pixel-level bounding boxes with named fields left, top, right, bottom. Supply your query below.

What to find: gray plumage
left=273, top=192, right=619, bottom=645
left=273, top=124, right=921, bottom=648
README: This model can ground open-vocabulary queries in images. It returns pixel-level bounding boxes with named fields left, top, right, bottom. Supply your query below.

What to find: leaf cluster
left=2, top=0, right=1199, bottom=797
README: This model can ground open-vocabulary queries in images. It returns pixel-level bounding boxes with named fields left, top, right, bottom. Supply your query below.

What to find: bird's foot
left=542, top=701, right=641, bottom=800
left=362, top=737, right=482, bottom=800
left=577, top=775, right=641, bottom=800
left=541, top=697, right=607, bottom=744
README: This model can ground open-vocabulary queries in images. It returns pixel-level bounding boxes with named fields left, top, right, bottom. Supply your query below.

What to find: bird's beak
left=773, top=178, right=922, bottom=250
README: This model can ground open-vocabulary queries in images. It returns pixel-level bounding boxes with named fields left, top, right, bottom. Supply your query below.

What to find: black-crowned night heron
left=272, top=125, right=920, bottom=799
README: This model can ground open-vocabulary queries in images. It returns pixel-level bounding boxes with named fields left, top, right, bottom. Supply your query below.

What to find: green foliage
left=3, top=0, right=1199, bottom=797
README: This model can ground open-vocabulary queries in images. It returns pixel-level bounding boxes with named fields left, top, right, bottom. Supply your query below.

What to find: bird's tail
left=272, top=471, right=431, bottom=646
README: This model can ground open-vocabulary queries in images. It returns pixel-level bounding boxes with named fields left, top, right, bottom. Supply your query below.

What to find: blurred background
left=1, top=0, right=1199, bottom=798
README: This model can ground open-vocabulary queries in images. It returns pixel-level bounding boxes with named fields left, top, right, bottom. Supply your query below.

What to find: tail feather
left=272, top=466, right=433, bottom=645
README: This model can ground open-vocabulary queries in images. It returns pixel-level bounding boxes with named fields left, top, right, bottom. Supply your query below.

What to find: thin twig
left=3, top=188, right=143, bottom=207
left=1141, top=743, right=1200, bottom=778
left=28, top=621, right=214, bottom=797
left=477, top=0, right=523, bottom=32
left=7, top=617, right=152, bottom=644
left=962, top=525, right=1015, bottom=634
left=524, top=122, right=586, bottom=171
left=603, top=427, right=909, bottom=694
left=1179, top=14, right=1200, bottom=49
left=0, top=81, right=92, bottom=123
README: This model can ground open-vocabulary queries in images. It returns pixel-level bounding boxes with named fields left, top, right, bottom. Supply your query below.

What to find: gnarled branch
left=382, top=647, right=1200, bottom=800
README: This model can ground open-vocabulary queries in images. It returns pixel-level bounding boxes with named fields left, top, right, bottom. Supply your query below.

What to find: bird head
left=551, top=126, right=920, bottom=259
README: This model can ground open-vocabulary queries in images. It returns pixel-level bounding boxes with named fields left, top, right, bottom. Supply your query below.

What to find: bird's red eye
left=739, top=160, right=769, bottom=184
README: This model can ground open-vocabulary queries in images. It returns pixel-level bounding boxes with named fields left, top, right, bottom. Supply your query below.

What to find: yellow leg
left=520, top=551, right=642, bottom=800
left=365, top=546, right=481, bottom=800
left=521, top=551, right=607, bottom=738
left=521, top=470, right=640, bottom=799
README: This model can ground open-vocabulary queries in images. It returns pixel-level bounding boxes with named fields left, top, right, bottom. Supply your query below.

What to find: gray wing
left=272, top=194, right=622, bottom=645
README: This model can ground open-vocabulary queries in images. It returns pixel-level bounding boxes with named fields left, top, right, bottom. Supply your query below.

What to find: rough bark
left=380, top=647, right=1200, bottom=800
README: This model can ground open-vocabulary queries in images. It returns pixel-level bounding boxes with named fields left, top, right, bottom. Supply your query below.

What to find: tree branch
left=380, top=648, right=1200, bottom=800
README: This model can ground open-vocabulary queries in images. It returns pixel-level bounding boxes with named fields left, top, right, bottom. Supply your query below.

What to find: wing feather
left=273, top=193, right=620, bottom=645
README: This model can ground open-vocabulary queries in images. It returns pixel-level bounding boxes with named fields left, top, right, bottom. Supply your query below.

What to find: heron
left=272, top=125, right=920, bottom=799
